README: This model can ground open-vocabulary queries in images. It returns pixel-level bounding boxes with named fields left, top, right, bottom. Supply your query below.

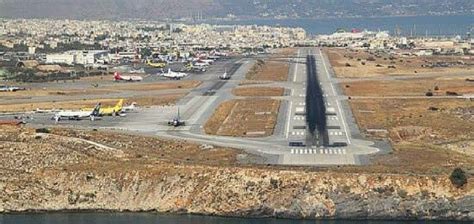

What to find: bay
left=203, top=15, right=474, bottom=36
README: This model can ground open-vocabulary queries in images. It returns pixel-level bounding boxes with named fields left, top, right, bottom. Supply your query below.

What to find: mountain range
left=0, top=0, right=472, bottom=20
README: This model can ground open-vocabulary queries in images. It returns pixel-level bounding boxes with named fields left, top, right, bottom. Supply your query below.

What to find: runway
left=1, top=49, right=385, bottom=166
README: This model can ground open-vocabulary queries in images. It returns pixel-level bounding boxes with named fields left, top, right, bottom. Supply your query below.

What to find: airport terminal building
left=46, top=50, right=109, bottom=65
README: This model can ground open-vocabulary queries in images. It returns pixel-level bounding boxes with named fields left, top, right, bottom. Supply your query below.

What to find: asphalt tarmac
left=1, top=50, right=386, bottom=166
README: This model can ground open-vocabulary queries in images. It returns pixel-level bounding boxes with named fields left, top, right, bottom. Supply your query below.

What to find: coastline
left=1, top=165, right=473, bottom=221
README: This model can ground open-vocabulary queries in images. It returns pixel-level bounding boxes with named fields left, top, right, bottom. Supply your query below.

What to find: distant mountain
left=0, top=0, right=472, bottom=20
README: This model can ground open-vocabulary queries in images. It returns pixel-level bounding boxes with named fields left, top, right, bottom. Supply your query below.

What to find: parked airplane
left=114, top=72, right=143, bottom=82
left=160, top=69, right=188, bottom=80
left=53, top=103, right=101, bottom=122
left=82, top=99, right=124, bottom=116
left=146, top=60, right=167, bottom=68
left=186, top=63, right=207, bottom=72
left=122, top=102, right=138, bottom=112
left=219, top=69, right=230, bottom=80
left=0, top=85, right=26, bottom=92
left=200, top=59, right=214, bottom=65
left=167, top=108, right=185, bottom=127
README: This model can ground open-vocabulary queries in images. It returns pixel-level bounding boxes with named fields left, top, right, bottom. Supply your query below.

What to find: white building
left=46, top=53, right=75, bottom=65
left=46, top=50, right=109, bottom=65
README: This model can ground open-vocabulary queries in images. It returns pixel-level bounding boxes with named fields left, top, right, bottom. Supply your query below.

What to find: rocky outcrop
left=1, top=165, right=472, bottom=221
left=0, top=127, right=472, bottom=220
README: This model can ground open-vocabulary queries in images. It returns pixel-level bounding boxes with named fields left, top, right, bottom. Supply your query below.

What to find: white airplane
left=219, top=69, right=230, bottom=80
left=160, top=69, right=188, bottom=80
left=113, top=72, right=143, bottom=82
left=201, top=59, right=214, bottom=64
left=0, top=85, right=26, bottom=92
left=53, top=103, right=101, bottom=122
left=194, top=61, right=210, bottom=67
left=122, top=102, right=138, bottom=112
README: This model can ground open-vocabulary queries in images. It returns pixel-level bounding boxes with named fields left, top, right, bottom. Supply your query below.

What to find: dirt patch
left=325, top=48, right=474, bottom=78
left=109, top=80, right=201, bottom=91
left=246, top=60, right=289, bottom=81
left=272, top=48, right=297, bottom=58
left=0, top=126, right=247, bottom=178
left=232, top=87, right=285, bottom=97
left=204, top=99, right=281, bottom=137
left=128, top=94, right=184, bottom=107
left=204, top=101, right=236, bottom=135
left=338, top=143, right=474, bottom=175
left=0, top=94, right=183, bottom=112
left=342, top=78, right=474, bottom=97
left=349, top=98, right=473, bottom=143
left=0, top=88, right=114, bottom=98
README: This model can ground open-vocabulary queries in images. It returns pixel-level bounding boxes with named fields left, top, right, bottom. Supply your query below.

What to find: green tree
left=450, top=168, right=468, bottom=188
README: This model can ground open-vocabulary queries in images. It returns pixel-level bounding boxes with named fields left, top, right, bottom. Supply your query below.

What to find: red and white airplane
left=113, top=72, right=143, bottom=82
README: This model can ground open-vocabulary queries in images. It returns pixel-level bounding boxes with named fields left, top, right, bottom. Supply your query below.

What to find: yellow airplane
left=146, top=60, right=167, bottom=68
left=82, top=99, right=124, bottom=116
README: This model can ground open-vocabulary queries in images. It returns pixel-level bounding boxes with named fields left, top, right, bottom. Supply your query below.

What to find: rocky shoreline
left=1, top=165, right=472, bottom=221
left=0, top=127, right=472, bottom=221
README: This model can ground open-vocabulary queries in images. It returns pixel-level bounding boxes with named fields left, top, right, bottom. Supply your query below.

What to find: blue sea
left=204, top=15, right=474, bottom=36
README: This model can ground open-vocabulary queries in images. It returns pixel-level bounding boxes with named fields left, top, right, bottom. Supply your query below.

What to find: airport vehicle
left=167, top=108, right=185, bottom=127
left=213, top=51, right=229, bottom=57
left=146, top=60, right=167, bottom=68
left=208, top=55, right=221, bottom=60
left=0, top=85, right=26, bottom=92
left=113, top=72, right=143, bottom=82
left=193, top=59, right=211, bottom=67
left=53, top=103, right=101, bottom=122
left=160, top=69, right=188, bottom=80
left=82, top=99, right=124, bottom=116
left=129, top=68, right=146, bottom=74
left=219, top=69, right=230, bottom=80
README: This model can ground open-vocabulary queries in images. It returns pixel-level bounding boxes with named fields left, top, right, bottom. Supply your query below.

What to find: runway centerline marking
left=318, top=48, right=351, bottom=145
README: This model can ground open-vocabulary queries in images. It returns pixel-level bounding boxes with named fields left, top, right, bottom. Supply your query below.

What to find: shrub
left=450, top=168, right=468, bottom=188
left=35, top=128, right=50, bottom=134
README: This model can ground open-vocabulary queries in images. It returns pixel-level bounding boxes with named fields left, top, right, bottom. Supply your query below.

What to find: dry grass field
left=204, top=99, right=281, bottom=137
left=0, top=80, right=200, bottom=112
left=0, top=94, right=183, bottom=112
left=246, top=60, right=289, bottom=81
left=325, top=48, right=473, bottom=78
left=342, top=78, right=474, bottom=96
left=232, top=87, right=285, bottom=97
left=350, top=98, right=473, bottom=141
left=320, top=47, right=474, bottom=174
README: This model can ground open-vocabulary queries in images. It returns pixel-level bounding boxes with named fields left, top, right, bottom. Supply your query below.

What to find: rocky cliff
left=0, top=127, right=472, bottom=220
left=1, top=164, right=473, bottom=220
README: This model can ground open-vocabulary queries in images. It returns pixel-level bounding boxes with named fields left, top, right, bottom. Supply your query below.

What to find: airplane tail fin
left=115, top=99, right=124, bottom=109
left=91, top=103, right=101, bottom=117
left=114, top=72, right=121, bottom=80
